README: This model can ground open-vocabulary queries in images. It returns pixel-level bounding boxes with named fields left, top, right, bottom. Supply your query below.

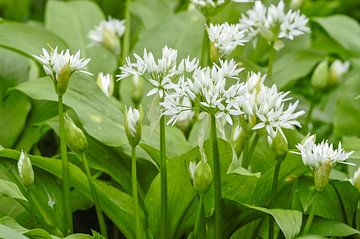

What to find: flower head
left=207, top=23, right=249, bottom=56
left=89, top=17, right=125, bottom=54
left=33, top=47, right=91, bottom=95
left=97, top=72, right=114, bottom=97
left=239, top=0, right=310, bottom=49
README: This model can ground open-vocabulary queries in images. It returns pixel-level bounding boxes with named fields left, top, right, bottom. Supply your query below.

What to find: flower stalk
left=160, top=114, right=168, bottom=239
left=131, top=146, right=141, bottom=239
left=193, top=194, right=206, bottom=239
left=200, top=17, right=211, bottom=66
left=241, top=134, right=260, bottom=169
left=210, top=114, right=222, bottom=239
left=267, top=45, right=276, bottom=82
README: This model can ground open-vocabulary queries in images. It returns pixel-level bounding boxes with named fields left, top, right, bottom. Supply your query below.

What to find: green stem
left=160, top=115, right=168, bottom=239
left=303, top=192, right=318, bottom=235
left=121, top=0, right=131, bottom=65
left=210, top=114, right=222, bottom=239
left=131, top=146, right=142, bottom=239
left=242, top=134, right=260, bottom=169
left=267, top=45, right=276, bottom=83
left=193, top=194, right=206, bottom=239
left=269, top=159, right=282, bottom=239
left=200, top=17, right=210, bottom=66
left=81, top=152, right=107, bottom=237
left=58, top=95, right=73, bottom=234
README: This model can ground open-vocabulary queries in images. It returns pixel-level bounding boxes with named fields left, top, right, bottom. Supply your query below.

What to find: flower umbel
left=295, top=135, right=354, bottom=191
left=33, top=47, right=91, bottom=95
left=89, top=17, right=125, bottom=55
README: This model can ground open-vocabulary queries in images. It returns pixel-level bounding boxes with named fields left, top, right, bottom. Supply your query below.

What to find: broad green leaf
left=24, top=228, right=52, bottom=239
left=0, top=224, right=28, bottom=239
left=313, top=15, right=360, bottom=55
left=0, top=22, right=68, bottom=57
left=244, top=204, right=302, bottom=239
left=45, top=0, right=117, bottom=74
left=0, top=149, right=139, bottom=239
left=0, top=92, right=31, bottom=148
left=272, top=50, right=324, bottom=89
left=308, top=219, right=360, bottom=236
left=0, top=179, right=27, bottom=201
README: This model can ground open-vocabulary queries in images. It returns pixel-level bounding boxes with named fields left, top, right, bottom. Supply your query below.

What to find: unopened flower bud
left=124, top=106, right=143, bottom=147
left=313, top=160, right=332, bottom=191
left=273, top=39, right=284, bottom=51
left=18, top=151, right=34, bottom=188
left=311, top=60, right=329, bottom=89
left=210, top=42, right=220, bottom=62
left=231, top=125, right=246, bottom=156
left=97, top=72, right=114, bottom=97
left=270, top=130, right=288, bottom=160
left=64, top=114, right=88, bottom=154
left=56, top=62, right=72, bottom=96
left=189, top=159, right=212, bottom=195
left=328, top=60, right=350, bottom=86
left=102, top=29, right=121, bottom=55
left=131, top=75, right=144, bottom=106
left=351, top=168, right=360, bottom=192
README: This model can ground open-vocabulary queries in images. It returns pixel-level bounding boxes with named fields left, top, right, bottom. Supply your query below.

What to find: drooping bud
left=311, top=60, right=329, bottom=89
left=270, top=130, right=288, bottom=160
left=64, top=114, right=88, bottom=154
left=97, top=72, right=114, bottom=97
left=313, top=160, right=332, bottom=192
left=18, top=150, right=34, bottom=188
left=189, top=148, right=213, bottom=195
left=351, top=168, right=360, bottom=192
left=124, top=106, right=143, bottom=147
left=131, top=75, right=144, bottom=106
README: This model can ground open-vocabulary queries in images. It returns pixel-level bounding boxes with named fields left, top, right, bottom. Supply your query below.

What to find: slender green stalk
left=81, top=152, right=107, bottom=237
left=269, top=159, right=282, bottom=239
left=193, top=194, right=206, bottom=239
left=242, top=134, right=260, bottom=169
left=210, top=114, right=222, bottom=239
left=121, top=0, right=131, bottom=65
left=200, top=17, right=210, bottom=66
left=241, top=137, right=249, bottom=168
left=303, top=192, right=319, bottom=235
left=159, top=115, right=168, bottom=239
left=131, top=146, right=142, bottom=239
left=58, top=95, right=73, bottom=234
left=267, top=45, right=276, bottom=83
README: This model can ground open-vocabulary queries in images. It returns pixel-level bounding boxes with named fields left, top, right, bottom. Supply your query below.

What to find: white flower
left=89, top=17, right=125, bottom=54
left=127, top=106, right=140, bottom=137
left=239, top=0, right=310, bottom=47
left=330, top=59, right=350, bottom=80
left=207, top=23, right=248, bottom=56
left=118, top=46, right=199, bottom=99
left=33, top=47, right=91, bottom=79
left=295, top=135, right=354, bottom=169
left=97, top=72, right=113, bottom=97
left=47, top=193, right=56, bottom=209
left=252, top=84, right=305, bottom=144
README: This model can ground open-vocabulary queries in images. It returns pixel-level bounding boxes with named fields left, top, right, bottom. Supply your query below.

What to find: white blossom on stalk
left=89, top=17, right=125, bottom=55
left=238, top=0, right=310, bottom=49
left=97, top=72, right=114, bottom=97
left=330, top=60, right=350, bottom=81
left=117, top=46, right=199, bottom=100
left=161, top=59, right=245, bottom=126
left=252, top=84, right=305, bottom=144
left=207, top=23, right=249, bottom=56
left=127, top=107, right=140, bottom=138
left=33, top=47, right=91, bottom=95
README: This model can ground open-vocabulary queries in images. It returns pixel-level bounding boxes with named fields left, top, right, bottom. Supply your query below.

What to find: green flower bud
left=313, top=160, right=331, bottom=192
left=189, top=159, right=213, bottom=195
left=124, top=105, right=143, bottom=147
left=210, top=42, right=220, bottom=63
left=273, top=39, right=284, bottom=51
left=102, top=29, right=121, bottom=55
left=18, top=150, right=34, bottom=188
left=56, top=62, right=72, bottom=96
left=270, top=130, right=288, bottom=160
left=311, top=60, right=329, bottom=89
left=231, top=125, right=246, bottom=157
left=64, top=114, right=88, bottom=154
left=131, top=75, right=144, bottom=107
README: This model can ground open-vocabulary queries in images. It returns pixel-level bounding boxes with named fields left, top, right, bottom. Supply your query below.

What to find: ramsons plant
left=0, top=0, right=360, bottom=239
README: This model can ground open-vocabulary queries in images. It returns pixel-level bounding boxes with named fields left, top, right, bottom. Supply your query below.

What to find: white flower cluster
left=239, top=1, right=310, bottom=48
left=296, top=135, right=354, bottom=169
left=33, top=47, right=91, bottom=80
left=89, top=17, right=125, bottom=54
left=207, top=23, right=248, bottom=56
left=117, top=46, right=199, bottom=99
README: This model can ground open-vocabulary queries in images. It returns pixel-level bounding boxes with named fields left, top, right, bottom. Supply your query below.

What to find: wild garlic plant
left=33, top=47, right=91, bottom=234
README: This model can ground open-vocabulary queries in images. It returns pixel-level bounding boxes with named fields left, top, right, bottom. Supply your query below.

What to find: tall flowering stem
left=58, top=95, right=73, bottom=233
left=210, top=114, right=222, bottom=239
left=121, top=0, right=131, bottom=65
left=81, top=152, right=107, bottom=236
left=131, top=146, right=141, bottom=239
left=160, top=115, right=168, bottom=239
left=269, top=157, right=283, bottom=239
left=193, top=194, right=206, bottom=239
left=241, top=134, right=259, bottom=169
left=200, top=17, right=211, bottom=66
left=267, top=46, right=276, bottom=82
